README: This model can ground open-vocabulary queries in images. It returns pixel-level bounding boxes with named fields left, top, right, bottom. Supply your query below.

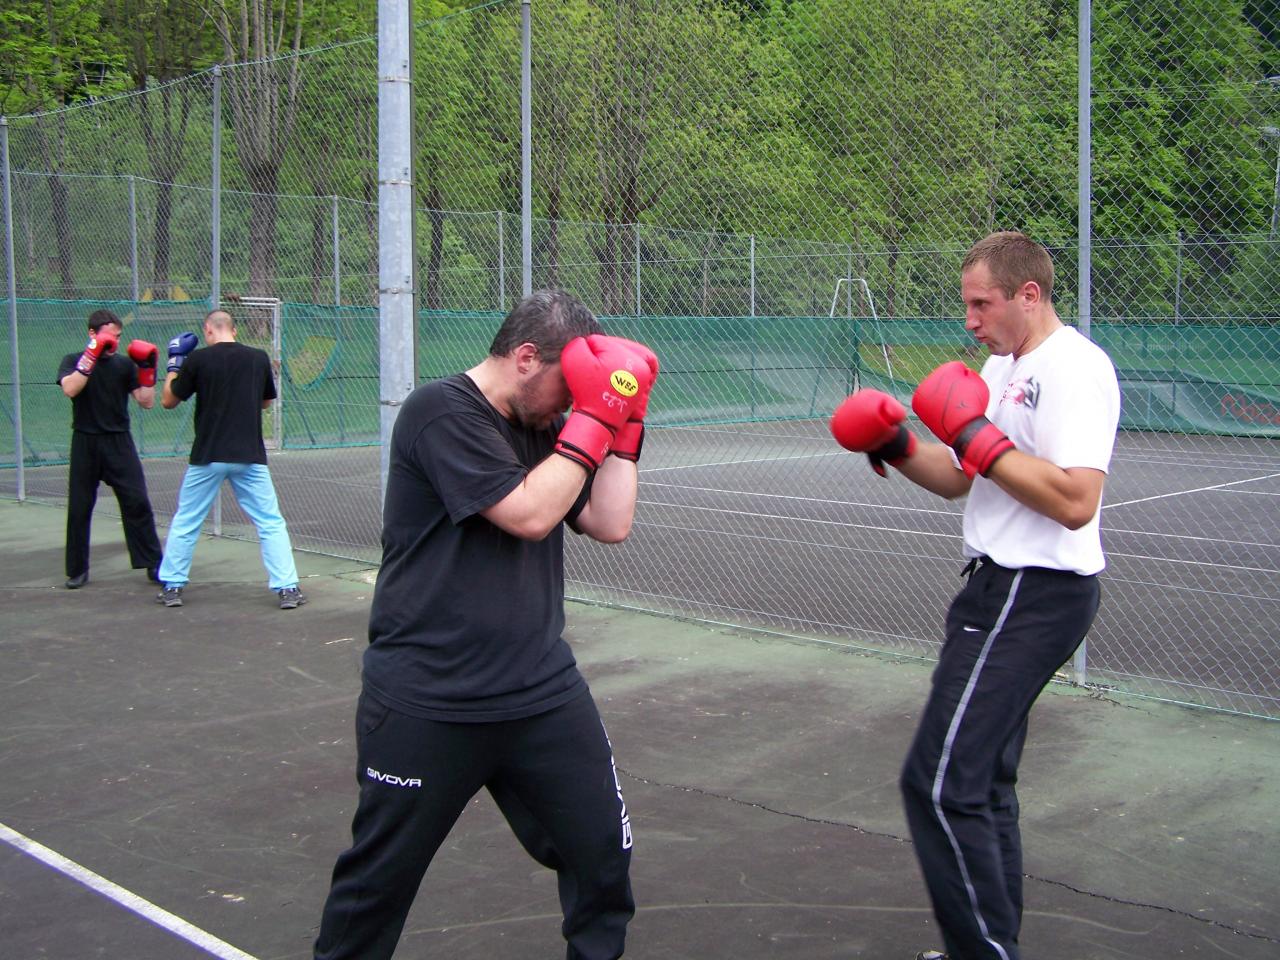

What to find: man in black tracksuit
left=313, top=290, right=658, bottom=960
left=56, top=309, right=163, bottom=589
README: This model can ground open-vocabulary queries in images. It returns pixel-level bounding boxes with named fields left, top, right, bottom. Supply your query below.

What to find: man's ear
left=513, top=342, right=540, bottom=374
left=1019, top=280, right=1042, bottom=308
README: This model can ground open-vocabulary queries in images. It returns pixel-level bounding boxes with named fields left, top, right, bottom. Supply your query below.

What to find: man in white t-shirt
left=830, top=231, right=1121, bottom=960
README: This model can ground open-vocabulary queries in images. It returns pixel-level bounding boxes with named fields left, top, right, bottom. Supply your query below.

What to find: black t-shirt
left=362, top=373, right=592, bottom=722
left=169, top=341, right=277, bottom=465
left=57, top=351, right=140, bottom=434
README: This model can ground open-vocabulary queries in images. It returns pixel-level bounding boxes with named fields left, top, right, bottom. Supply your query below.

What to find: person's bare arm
left=161, top=371, right=183, bottom=409
left=60, top=370, right=89, bottom=398
left=984, top=453, right=1106, bottom=530
left=481, top=454, right=591, bottom=541
left=893, top=441, right=974, bottom=500
left=573, top=456, right=638, bottom=543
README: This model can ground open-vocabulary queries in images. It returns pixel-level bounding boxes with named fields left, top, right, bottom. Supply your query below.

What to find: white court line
left=1105, top=525, right=1280, bottom=551
left=1104, top=472, right=1280, bottom=509
left=0, top=822, right=261, bottom=960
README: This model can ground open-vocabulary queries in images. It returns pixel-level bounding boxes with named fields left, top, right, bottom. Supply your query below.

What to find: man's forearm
left=161, top=371, right=182, bottom=409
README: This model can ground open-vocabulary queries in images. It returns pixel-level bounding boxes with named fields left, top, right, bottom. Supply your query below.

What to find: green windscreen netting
left=4, top=300, right=1278, bottom=467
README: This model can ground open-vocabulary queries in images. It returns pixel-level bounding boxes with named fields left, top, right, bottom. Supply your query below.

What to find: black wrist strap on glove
left=867, top=424, right=912, bottom=477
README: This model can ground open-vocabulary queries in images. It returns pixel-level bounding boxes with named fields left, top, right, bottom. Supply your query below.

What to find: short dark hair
left=87, top=309, right=121, bottom=333
left=488, top=289, right=602, bottom=362
left=962, top=231, right=1055, bottom=302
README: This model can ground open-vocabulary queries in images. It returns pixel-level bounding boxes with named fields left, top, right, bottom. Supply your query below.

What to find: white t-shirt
left=962, top=325, right=1121, bottom=575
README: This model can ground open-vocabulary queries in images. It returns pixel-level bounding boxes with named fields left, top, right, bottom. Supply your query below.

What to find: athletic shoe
left=157, top=586, right=183, bottom=607
left=915, top=952, right=948, bottom=959
left=65, top=572, right=89, bottom=589
left=146, top=565, right=161, bottom=583
left=278, top=587, right=307, bottom=610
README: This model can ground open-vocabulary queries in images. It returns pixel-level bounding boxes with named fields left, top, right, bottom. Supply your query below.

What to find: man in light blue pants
left=157, top=310, right=306, bottom=610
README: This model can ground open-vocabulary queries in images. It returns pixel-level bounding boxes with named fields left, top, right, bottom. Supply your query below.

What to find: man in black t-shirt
left=313, top=290, right=659, bottom=960
left=155, top=309, right=305, bottom=610
left=56, top=309, right=164, bottom=589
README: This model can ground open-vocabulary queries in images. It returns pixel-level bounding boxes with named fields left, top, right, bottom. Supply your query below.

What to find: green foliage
left=1, top=0, right=1276, bottom=324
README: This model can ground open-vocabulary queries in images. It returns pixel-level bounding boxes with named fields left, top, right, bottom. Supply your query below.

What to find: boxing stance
left=56, top=309, right=164, bottom=588
left=155, top=310, right=305, bottom=609
left=312, top=290, right=658, bottom=960
left=831, top=232, right=1120, bottom=960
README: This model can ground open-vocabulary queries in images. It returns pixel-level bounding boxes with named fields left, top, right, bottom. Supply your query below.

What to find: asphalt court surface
left=2, top=498, right=1279, bottom=959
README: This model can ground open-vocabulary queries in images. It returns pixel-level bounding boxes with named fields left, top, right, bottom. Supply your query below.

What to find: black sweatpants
left=314, top=689, right=635, bottom=960
left=65, top=431, right=163, bottom=579
left=900, top=559, right=1100, bottom=960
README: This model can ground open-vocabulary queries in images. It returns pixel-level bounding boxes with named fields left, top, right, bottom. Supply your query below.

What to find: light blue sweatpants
left=159, top=462, right=299, bottom=591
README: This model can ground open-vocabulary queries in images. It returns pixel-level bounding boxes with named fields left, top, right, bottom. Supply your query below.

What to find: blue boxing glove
left=166, top=332, right=199, bottom=373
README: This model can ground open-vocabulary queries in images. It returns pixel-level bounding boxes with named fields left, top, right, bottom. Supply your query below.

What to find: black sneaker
left=278, top=587, right=307, bottom=610
left=65, top=572, right=89, bottom=589
left=146, top=565, right=162, bottom=583
left=916, top=952, right=948, bottom=960
left=157, top=586, right=183, bottom=607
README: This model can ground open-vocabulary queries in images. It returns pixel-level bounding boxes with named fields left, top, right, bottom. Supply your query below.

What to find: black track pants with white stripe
left=900, top=561, right=1100, bottom=960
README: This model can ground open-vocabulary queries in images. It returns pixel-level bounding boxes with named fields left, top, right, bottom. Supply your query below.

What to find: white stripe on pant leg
left=929, top=570, right=1023, bottom=960
left=0, top=821, right=261, bottom=960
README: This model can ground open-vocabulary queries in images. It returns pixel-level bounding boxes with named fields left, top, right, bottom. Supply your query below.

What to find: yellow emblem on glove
left=610, top=370, right=639, bottom=397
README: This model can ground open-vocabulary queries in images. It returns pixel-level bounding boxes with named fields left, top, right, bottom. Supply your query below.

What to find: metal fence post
left=521, top=0, right=532, bottom=297
left=635, top=223, right=641, bottom=316
left=2, top=117, right=24, bottom=500
left=1073, top=0, right=1092, bottom=686
left=1077, top=0, right=1092, bottom=341
left=497, top=210, right=505, bottom=312
left=1266, top=125, right=1280, bottom=239
left=211, top=64, right=223, bottom=535
left=332, top=195, right=341, bottom=305
left=128, top=175, right=139, bottom=302
left=211, top=65, right=223, bottom=309
left=1173, top=229, right=1183, bottom=324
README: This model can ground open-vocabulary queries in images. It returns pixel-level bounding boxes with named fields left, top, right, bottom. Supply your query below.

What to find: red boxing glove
left=75, top=330, right=119, bottom=376
left=830, top=389, right=917, bottom=477
left=555, top=335, right=653, bottom=472
left=127, top=339, right=160, bottom=388
left=911, top=361, right=1015, bottom=478
left=608, top=338, right=659, bottom=462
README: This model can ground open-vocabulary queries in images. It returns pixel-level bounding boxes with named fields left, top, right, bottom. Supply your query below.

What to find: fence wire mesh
left=2, top=0, right=1278, bottom=719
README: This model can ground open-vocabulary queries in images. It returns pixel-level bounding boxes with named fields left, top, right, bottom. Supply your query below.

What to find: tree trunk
left=546, top=184, right=561, bottom=290
left=599, top=216, right=619, bottom=315
left=154, top=180, right=174, bottom=292
left=425, top=184, right=445, bottom=311
left=310, top=199, right=325, bottom=304
left=362, top=175, right=378, bottom=304
left=49, top=177, right=76, bottom=298
left=246, top=163, right=279, bottom=298
left=618, top=175, right=641, bottom=314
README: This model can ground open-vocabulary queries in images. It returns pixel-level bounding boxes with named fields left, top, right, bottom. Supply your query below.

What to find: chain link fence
left=3, top=0, right=1278, bottom=719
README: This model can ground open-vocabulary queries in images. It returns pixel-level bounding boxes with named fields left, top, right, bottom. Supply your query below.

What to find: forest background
left=1, top=0, right=1277, bottom=322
